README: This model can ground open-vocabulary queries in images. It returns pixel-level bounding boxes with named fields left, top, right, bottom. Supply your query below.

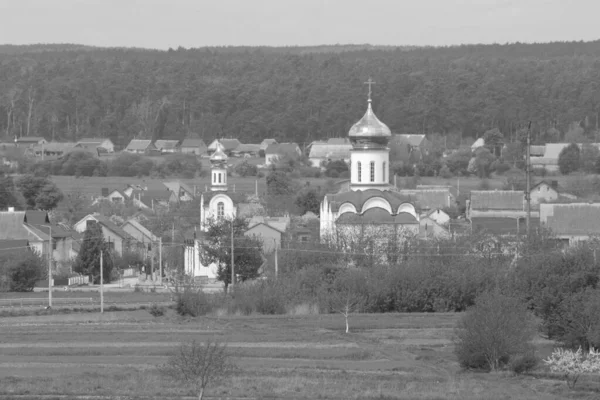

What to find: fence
left=121, top=268, right=138, bottom=277
left=0, top=297, right=94, bottom=308
left=68, top=275, right=89, bottom=285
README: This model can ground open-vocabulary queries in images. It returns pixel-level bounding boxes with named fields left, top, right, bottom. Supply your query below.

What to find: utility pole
left=100, top=250, right=104, bottom=313
left=158, top=237, right=162, bottom=285
left=48, top=225, right=52, bottom=308
left=525, top=121, right=532, bottom=237
left=230, top=219, right=235, bottom=291
left=274, top=238, right=278, bottom=279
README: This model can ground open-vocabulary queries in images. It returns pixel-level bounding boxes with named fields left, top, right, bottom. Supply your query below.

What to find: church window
left=218, top=173, right=222, bottom=183
left=357, top=162, right=362, bottom=182
left=217, top=202, right=224, bottom=219
left=382, top=162, right=386, bottom=182
left=370, top=161, right=375, bottom=182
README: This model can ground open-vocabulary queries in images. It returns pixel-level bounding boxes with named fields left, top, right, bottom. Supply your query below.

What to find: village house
left=73, top=214, right=134, bottom=256
left=75, top=138, right=115, bottom=153
left=95, top=188, right=128, bottom=203
left=389, top=134, right=431, bottom=164
left=259, top=138, right=277, bottom=155
left=124, top=139, right=155, bottom=154
left=265, top=143, right=302, bottom=166
left=154, top=139, right=180, bottom=153
left=540, top=203, right=600, bottom=245
left=16, top=136, right=47, bottom=147
left=207, top=139, right=241, bottom=156
left=163, top=181, right=195, bottom=201
left=398, top=188, right=455, bottom=212
left=530, top=143, right=600, bottom=173
left=133, top=189, right=179, bottom=211
left=530, top=180, right=559, bottom=205
left=308, top=138, right=352, bottom=167
left=231, top=143, right=261, bottom=158
left=245, top=222, right=285, bottom=254
left=419, top=215, right=451, bottom=239
left=179, top=138, right=207, bottom=156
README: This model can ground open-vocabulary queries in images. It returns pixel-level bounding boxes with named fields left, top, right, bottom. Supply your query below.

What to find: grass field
left=0, top=311, right=597, bottom=399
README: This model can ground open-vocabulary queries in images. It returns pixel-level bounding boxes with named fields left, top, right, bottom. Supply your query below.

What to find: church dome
left=348, top=101, right=391, bottom=139
left=210, top=141, right=228, bottom=162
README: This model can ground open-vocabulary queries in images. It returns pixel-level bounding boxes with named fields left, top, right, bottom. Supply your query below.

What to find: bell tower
left=210, top=141, right=228, bottom=192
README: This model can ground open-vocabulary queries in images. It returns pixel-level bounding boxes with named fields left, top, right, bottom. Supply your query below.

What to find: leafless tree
left=161, top=339, right=234, bottom=400
left=329, top=269, right=367, bottom=333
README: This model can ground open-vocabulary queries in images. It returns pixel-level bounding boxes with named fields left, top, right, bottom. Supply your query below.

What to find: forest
left=1, top=41, right=600, bottom=148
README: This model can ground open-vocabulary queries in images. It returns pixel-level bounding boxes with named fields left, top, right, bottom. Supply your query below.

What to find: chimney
left=7, top=207, right=15, bottom=212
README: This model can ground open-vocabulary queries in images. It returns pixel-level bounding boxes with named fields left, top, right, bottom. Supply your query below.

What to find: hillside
left=1, top=41, right=600, bottom=147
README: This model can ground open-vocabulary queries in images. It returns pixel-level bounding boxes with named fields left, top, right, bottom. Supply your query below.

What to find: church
left=320, top=83, right=420, bottom=246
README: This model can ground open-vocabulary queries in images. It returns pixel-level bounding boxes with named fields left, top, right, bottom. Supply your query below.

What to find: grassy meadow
left=0, top=310, right=598, bottom=399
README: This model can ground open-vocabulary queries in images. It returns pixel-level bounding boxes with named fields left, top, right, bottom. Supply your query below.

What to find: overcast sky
left=1, top=0, right=599, bottom=49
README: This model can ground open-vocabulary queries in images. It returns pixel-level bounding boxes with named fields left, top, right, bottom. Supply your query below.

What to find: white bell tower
left=210, top=141, right=228, bottom=192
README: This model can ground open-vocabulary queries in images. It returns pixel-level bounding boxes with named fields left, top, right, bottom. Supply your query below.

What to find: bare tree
left=329, top=269, right=367, bottom=333
left=161, top=339, right=234, bottom=400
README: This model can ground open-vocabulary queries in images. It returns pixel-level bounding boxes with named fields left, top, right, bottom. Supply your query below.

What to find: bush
left=509, top=352, right=538, bottom=374
left=175, top=287, right=214, bottom=317
left=454, top=291, right=535, bottom=371
left=234, top=160, right=258, bottom=177
left=439, top=165, right=453, bottom=179
left=2, top=251, right=45, bottom=292
left=148, top=303, right=166, bottom=317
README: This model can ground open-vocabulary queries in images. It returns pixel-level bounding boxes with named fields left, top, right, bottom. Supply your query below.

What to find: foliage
left=552, top=289, right=600, bottom=352
left=233, top=160, right=257, bottom=177
left=0, top=175, right=20, bottom=210
left=544, top=347, right=600, bottom=389
left=200, top=218, right=263, bottom=291
left=483, top=128, right=504, bottom=156
left=294, top=189, right=321, bottom=215
left=108, top=153, right=156, bottom=177
left=266, top=170, right=293, bottom=195
left=438, top=165, right=453, bottom=179
left=324, top=160, right=348, bottom=177
left=174, top=285, right=214, bottom=317
left=0, top=250, right=45, bottom=292
left=16, top=175, right=64, bottom=210
left=508, top=352, right=538, bottom=375
left=580, top=144, right=599, bottom=174
left=454, top=291, right=535, bottom=371
left=328, top=268, right=367, bottom=333
left=155, top=153, right=201, bottom=178
left=52, top=151, right=108, bottom=177
left=148, top=303, right=165, bottom=317
left=445, top=149, right=472, bottom=175
left=161, top=339, right=234, bottom=400
left=470, top=148, right=496, bottom=178
left=558, top=143, right=581, bottom=174
left=72, top=221, right=113, bottom=284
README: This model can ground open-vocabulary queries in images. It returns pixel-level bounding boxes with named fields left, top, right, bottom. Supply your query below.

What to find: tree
left=16, top=175, right=63, bottom=210
left=200, top=218, right=263, bottom=292
left=544, top=347, right=600, bottom=389
left=329, top=269, right=367, bottom=333
left=3, top=250, right=45, bottom=292
left=72, top=221, right=113, bottom=284
left=470, top=148, right=496, bottom=178
left=454, top=291, right=535, bottom=371
left=161, top=339, right=234, bottom=400
left=266, top=171, right=292, bottom=195
left=233, top=160, right=257, bottom=177
left=295, top=189, right=321, bottom=215
left=0, top=174, right=20, bottom=210
left=558, top=143, right=581, bottom=175
left=483, top=128, right=504, bottom=157
left=445, top=149, right=472, bottom=175
left=324, top=160, right=348, bottom=177
left=580, top=144, right=599, bottom=174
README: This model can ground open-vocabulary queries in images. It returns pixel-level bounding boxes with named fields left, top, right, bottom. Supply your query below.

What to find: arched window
left=217, top=202, right=224, bottom=219
left=382, top=162, right=386, bottom=182
left=370, top=161, right=375, bottom=182
left=357, top=162, right=362, bottom=182
left=218, top=173, right=222, bottom=183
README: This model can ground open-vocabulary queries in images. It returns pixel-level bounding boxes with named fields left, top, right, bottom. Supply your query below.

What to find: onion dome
left=348, top=100, right=392, bottom=139
left=210, top=141, right=228, bottom=163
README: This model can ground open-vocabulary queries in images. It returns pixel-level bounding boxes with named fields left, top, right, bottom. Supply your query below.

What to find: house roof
left=542, top=203, right=600, bottom=236
left=24, top=210, right=49, bottom=225
left=154, top=139, right=180, bottom=151
left=17, top=136, right=45, bottom=143
left=233, top=143, right=261, bottom=153
left=180, top=138, right=206, bottom=148
left=265, top=143, right=301, bottom=157
left=0, top=211, right=46, bottom=241
left=78, top=138, right=111, bottom=145
left=122, top=219, right=158, bottom=241
left=87, top=214, right=134, bottom=240
left=163, top=181, right=194, bottom=196
left=210, top=139, right=241, bottom=152
left=247, top=216, right=290, bottom=232
left=326, top=189, right=416, bottom=213
left=125, top=139, right=154, bottom=151
left=396, top=134, right=427, bottom=147
left=399, top=189, right=453, bottom=210
left=470, top=190, right=524, bottom=211
left=29, top=223, right=72, bottom=239
left=0, top=239, right=30, bottom=251
left=246, top=222, right=285, bottom=235
left=260, top=138, right=277, bottom=149
left=530, top=145, right=546, bottom=157
left=471, top=216, right=539, bottom=235
left=308, top=143, right=352, bottom=160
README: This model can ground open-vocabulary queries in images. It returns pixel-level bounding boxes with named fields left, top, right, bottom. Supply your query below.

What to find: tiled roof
left=530, top=145, right=546, bottom=157
left=396, top=134, right=427, bottom=147
left=92, top=215, right=134, bottom=240
left=125, top=139, right=153, bottom=151
left=163, top=181, right=194, bottom=196
left=233, top=144, right=260, bottom=153
left=24, top=210, right=49, bottom=225
left=260, top=139, right=277, bottom=149
left=470, top=190, right=524, bottom=211
left=122, top=219, right=158, bottom=241
left=180, top=138, right=206, bottom=148
left=265, top=143, right=301, bottom=157
left=154, top=140, right=180, bottom=150
left=399, top=189, right=453, bottom=210
left=210, top=139, right=241, bottom=152
left=308, top=143, right=352, bottom=159
left=16, top=136, right=45, bottom=143
left=0, top=211, right=27, bottom=240
left=542, top=203, right=600, bottom=236
left=471, top=216, right=539, bottom=235
left=337, top=207, right=418, bottom=224
left=327, top=189, right=416, bottom=213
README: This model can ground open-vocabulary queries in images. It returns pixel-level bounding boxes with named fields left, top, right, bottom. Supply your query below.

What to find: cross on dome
left=364, top=77, right=376, bottom=102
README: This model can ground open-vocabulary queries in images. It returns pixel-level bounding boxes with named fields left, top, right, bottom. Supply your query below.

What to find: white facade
left=350, top=150, right=390, bottom=191
left=530, top=182, right=558, bottom=205
left=184, top=239, right=218, bottom=279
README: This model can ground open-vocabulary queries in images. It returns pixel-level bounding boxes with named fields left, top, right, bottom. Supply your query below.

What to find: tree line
left=1, top=41, right=600, bottom=147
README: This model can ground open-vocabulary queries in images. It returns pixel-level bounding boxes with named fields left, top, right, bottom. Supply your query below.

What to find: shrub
left=558, top=143, right=581, bottom=174
left=544, top=347, right=600, bottom=389
left=148, top=303, right=165, bottom=317
left=454, top=291, right=535, bottom=371
left=234, top=160, right=258, bottom=177
left=175, top=287, right=213, bottom=317
left=439, top=165, right=453, bottom=179
left=3, top=251, right=45, bottom=292
left=509, top=351, right=538, bottom=375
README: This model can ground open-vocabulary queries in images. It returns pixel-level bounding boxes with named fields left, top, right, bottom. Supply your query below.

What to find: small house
left=75, top=138, right=115, bottom=153
left=308, top=138, right=352, bottom=167
left=245, top=222, right=285, bottom=254
left=73, top=214, right=134, bottom=256
left=163, top=181, right=195, bottom=201
left=231, top=143, right=261, bottom=158
left=124, top=139, right=155, bottom=154
left=540, top=203, right=600, bottom=245
left=154, top=139, right=180, bottom=153
left=530, top=180, right=559, bottom=205
left=16, top=136, right=47, bottom=147
left=180, top=138, right=207, bottom=156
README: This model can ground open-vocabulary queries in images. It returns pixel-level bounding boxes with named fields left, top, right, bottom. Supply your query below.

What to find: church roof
left=336, top=207, right=418, bottom=225
left=348, top=101, right=391, bottom=138
left=210, top=141, right=228, bottom=161
left=326, top=189, right=416, bottom=213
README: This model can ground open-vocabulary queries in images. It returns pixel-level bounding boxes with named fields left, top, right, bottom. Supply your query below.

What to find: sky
left=0, top=0, right=599, bottom=49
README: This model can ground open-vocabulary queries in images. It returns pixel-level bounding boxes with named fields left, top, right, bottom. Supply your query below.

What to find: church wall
left=350, top=150, right=390, bottom=189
